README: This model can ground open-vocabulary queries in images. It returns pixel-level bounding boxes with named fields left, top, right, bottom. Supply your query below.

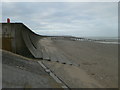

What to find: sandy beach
left=42, top=38, right=118, bottom=88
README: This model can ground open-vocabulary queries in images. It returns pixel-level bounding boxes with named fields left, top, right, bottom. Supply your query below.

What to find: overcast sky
left=2, top=2, right=118, bottom=37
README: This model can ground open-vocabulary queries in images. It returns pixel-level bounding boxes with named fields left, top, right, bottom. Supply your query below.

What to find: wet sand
left=43, top=38, right=118, bottom=88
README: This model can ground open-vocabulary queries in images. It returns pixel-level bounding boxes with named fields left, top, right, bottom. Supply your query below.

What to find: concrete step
left=41, top=47, right=50, bottom=60
left=46, top=48, right=58, bottom=62
left=55, top=50, right=79, bottom=66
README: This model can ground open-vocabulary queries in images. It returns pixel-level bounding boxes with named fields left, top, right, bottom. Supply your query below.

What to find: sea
left=83, top=36, right=119, bottom=44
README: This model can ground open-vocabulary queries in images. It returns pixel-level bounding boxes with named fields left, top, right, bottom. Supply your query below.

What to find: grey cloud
left=2, top=2, right=118, bottom=37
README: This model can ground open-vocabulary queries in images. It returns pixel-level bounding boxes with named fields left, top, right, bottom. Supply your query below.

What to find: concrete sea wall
left=1, top=23, right=43, bottom=58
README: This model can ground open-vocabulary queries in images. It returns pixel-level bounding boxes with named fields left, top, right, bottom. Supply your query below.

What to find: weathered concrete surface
left=1, top=23, right=34, bottom=58
left=21, top=26, right=43, bottom=58
left=42, top=60, right=103, bottom=88
left=2, top=50, right=63, bottom=88
left=39, top=38, right=75, bottom=65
